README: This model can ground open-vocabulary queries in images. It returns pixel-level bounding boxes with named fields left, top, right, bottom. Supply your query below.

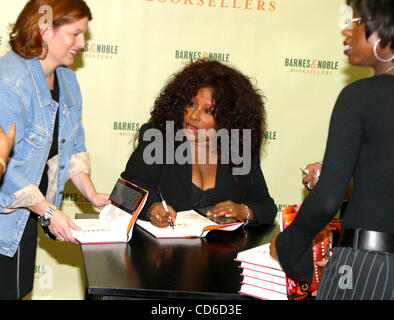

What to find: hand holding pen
left=147, top=187, right=177, bottom=228
left=301, top=162, right=321, bottom=190
left=157, top=187, right=176, bottom=228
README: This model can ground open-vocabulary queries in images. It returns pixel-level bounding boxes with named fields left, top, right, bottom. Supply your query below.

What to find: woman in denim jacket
left=0, top=0, right=110, bottom=299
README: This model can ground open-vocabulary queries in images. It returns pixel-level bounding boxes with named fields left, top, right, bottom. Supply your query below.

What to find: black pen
left=156, top=187, right=175, bottom=228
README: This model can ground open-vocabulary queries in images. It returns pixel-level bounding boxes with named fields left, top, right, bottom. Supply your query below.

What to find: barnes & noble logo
left=61, top=192, right=90, bottom=208
left=34, top=265, right=53, bottom=290
left=284, top=57, right=340, bottom=76
left=145, top=0, right=277, bottom=12
left=79, top=42, right=120, bottom=60
left=113, top=121, right=141, bottom=137
left=263, top=130, right=277, bottom=145
left=175, top=49, right=230, bottom=64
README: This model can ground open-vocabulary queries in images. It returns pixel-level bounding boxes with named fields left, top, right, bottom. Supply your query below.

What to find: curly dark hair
left=146, top=59, right=267, bottom=164
left=347, top=0, right=394, bottom=50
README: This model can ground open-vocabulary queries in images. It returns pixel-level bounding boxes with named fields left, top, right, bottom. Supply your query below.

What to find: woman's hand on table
left=206, top=200, right=252, bottom=222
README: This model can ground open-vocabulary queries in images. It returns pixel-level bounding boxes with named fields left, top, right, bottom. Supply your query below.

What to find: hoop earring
left=40, top=41, right=48, bottom=59
left=373, top=39, right=394, bottom=62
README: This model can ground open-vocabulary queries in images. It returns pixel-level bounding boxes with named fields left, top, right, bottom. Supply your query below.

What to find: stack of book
left=235, top=205, right=342, bottom=300
left=235, top=243, right=288, bottom=300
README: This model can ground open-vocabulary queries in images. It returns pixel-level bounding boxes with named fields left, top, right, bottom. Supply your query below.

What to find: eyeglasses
left=345, top=17, right=372, bottom=29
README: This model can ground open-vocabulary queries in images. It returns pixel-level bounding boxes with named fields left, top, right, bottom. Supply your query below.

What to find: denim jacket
left=0, top=51, right=89, bottom=257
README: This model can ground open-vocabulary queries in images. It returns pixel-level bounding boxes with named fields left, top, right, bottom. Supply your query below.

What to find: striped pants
left=316, top=247, right=394, bottom=300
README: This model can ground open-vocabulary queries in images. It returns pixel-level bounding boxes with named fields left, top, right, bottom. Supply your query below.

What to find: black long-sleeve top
left=121, top=124, right=277, bottom=226
left=276, top=75, right=394, bottom=280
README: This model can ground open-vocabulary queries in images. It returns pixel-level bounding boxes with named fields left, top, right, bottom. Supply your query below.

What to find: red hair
left=9, top=0, right=92, bottom=59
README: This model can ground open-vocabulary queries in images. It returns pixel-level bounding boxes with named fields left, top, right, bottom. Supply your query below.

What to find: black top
left=276, top=75, right=394, bottom=280
left=191, top=184, right=215, bottom=208
left=121, top=124, right=277, bottom=226
left=38, top=72, right=59, bottom=196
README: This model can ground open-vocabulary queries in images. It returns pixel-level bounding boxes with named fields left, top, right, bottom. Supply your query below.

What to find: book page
left=239, top=262, right=285, bottom=278
left=72, top=205, right=132, bottom=243
left=71, top=218, right=125, bottom=243
left=235, top=244, right=283, bottom=270
left=242, top=276, right=287, bottom=294
left=241, top=268, right=286, bottom=286
left=137, top=210, right=214, bottom=238
left=137, top=210, right=243, bottom=238
left=99, top=204, right=132, bottom=233
left=175, top=210, right=217, bottom=230
left=239, top=283, right=288, bottom=301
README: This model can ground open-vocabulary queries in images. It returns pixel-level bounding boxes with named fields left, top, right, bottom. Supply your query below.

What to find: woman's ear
left=366, top=30, right=380, bottom=45
left=40, top=24, right=54, bottom=43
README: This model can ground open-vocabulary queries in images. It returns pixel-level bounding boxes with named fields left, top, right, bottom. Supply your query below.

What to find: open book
left=136, top=209, right=243, bottom=238
left=71, top=178, right=148, bottom=244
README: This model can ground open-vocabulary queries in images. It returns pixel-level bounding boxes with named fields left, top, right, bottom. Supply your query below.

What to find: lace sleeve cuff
left=3, top=184, right=45, bottom=213
left=66, top=152, right=91, bottom=180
